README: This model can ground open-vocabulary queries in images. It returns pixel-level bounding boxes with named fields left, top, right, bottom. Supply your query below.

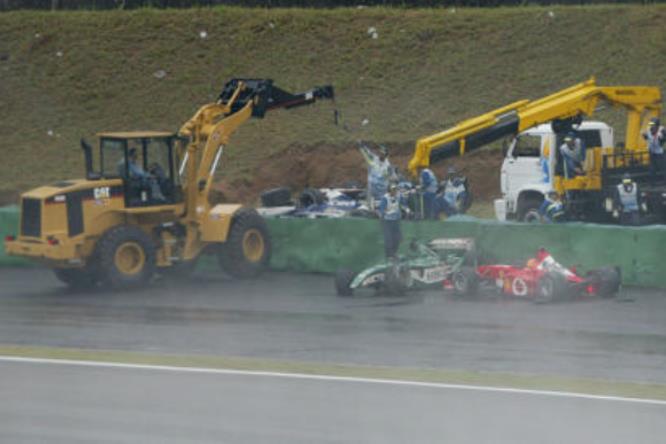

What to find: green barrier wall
left=266, top=217, right=666, bottom=288
left=0, top=206, right=30, bottom=266
left=2, top=204, right=665, bottom=288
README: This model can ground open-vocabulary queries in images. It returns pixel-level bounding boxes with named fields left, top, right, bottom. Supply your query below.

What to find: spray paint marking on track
left=2, top=355, right=666, bottom=406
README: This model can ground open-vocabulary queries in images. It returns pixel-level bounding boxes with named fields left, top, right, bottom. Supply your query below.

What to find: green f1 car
left=335, top=238, right=476, bottom=296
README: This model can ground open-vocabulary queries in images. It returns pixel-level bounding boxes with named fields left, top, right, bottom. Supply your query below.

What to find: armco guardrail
left=1, top=204, right=665, bottom=288
left=266, top=217, right=666, bottom=288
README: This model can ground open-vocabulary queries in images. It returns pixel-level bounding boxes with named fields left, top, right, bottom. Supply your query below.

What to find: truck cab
left=495, top=121, right=614, bottom=221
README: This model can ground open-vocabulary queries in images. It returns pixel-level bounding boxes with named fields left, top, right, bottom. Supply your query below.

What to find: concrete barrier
left=266, top=217, right=666, bottom=288
left=2, top=204, right=664, bottom=288
left=0, top=206, right=31, bottom=266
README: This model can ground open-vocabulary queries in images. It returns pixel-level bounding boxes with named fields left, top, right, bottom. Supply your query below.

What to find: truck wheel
left=218, top=209, right=271, bottom=278
left=260, top=187, right=292, bottom=207
left=535, top=273, right=568, bottom=303
left=335, top=269, right=355, bottom=297
left=53, top=267, right=97, bottom=290
left=518, top=198, right=543, bottom=222
left=523, top=208, right=542, bottom=223
left=96, top=225, right=156, bottom=289
left=452, top=266, right=478, bottom=297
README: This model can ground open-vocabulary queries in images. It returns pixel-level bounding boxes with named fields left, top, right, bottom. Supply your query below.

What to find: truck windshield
left=512, top=135, right=541, bottom=157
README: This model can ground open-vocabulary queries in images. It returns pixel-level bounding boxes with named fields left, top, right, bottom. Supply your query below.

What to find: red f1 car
left=446, top=248, right=621, bottom=303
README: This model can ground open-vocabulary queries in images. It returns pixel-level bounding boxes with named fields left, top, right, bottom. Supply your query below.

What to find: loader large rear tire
left=96, top=225, right=157, bottom=289
left=218, top=209, right=271, bottom=279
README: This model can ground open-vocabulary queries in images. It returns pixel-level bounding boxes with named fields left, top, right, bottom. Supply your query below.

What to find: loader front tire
left=96, top=225, right=156, bottom=289
left=218, top=209, right=271, bottom=278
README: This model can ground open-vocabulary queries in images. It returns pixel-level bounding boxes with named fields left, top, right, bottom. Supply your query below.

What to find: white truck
left=495, top=121, right=613, bottom=221
left=407, top=78, right=665, bottom=224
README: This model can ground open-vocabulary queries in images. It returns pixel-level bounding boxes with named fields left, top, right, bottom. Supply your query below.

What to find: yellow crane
left=408, top=77, right=663, bottom=221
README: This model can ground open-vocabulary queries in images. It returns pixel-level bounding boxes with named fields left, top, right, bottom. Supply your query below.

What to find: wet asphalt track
left=2, top=358, right=665, bottom=444
left=1, top=267, right=665, bottom=383
left=3, top=268, right=666, bottom=443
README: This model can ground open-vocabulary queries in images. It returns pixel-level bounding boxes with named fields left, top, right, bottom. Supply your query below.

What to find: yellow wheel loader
left=5, top=79, right=334, bottom=289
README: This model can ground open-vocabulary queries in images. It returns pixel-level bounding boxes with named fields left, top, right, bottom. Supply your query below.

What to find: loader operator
left=643, top=118, right=666, bottom=180
left=378, top=183, right=404, bottom=260
left=360, top=144, right=393, bottom=210
left=119, top=148, right=166, bottom=201
left=616, top=174, right=640, bottom=226
left=418, top=166, right=438, bottom=219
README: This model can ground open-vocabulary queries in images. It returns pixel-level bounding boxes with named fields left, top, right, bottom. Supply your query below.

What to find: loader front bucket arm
left=218, top=79, right=334, bottom=118
left=180, top=78, right=334, bottom=253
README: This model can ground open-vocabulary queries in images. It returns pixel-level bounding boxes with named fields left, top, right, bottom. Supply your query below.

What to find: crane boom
left=408, top=77, right=662, bottom=174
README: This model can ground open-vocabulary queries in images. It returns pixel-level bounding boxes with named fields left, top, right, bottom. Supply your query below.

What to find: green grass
left=2, top=344, right=666, bottom=401
left=1, top=5, right=665, bottom=199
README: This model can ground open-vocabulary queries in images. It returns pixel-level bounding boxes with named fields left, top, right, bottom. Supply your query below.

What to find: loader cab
left=96, top=132, right=183, bottom=207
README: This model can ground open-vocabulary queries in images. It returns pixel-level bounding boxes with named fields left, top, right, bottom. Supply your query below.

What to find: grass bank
left=1, top=5, right=664, bottom=203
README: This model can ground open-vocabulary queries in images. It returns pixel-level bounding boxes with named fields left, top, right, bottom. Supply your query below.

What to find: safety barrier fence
left=1, top=205, right=665, bottom=288
left=265, top=217, right=666, bottom=288
left=0, top=206, right=32, bottom=267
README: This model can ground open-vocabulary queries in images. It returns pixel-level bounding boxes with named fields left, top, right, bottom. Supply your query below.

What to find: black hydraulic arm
left=218, top=78, right=334, bottom=118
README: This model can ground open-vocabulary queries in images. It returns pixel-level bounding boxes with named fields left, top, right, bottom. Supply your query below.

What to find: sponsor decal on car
left=511, top=277, right=529, bottom=296
left=418, top=266, right=450, bottom=283
left=362, top=273, right=384, bottom=286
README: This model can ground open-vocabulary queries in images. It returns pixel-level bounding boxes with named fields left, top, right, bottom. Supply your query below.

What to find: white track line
left=1, top=355, right=665, bottom=406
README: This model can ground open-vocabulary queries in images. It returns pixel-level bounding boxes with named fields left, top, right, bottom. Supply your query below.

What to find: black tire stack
left=260, top=187, right=292, bottom=207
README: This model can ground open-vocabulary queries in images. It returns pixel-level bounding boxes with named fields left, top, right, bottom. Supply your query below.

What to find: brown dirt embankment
left=215, top=141, right=503, bottom=205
